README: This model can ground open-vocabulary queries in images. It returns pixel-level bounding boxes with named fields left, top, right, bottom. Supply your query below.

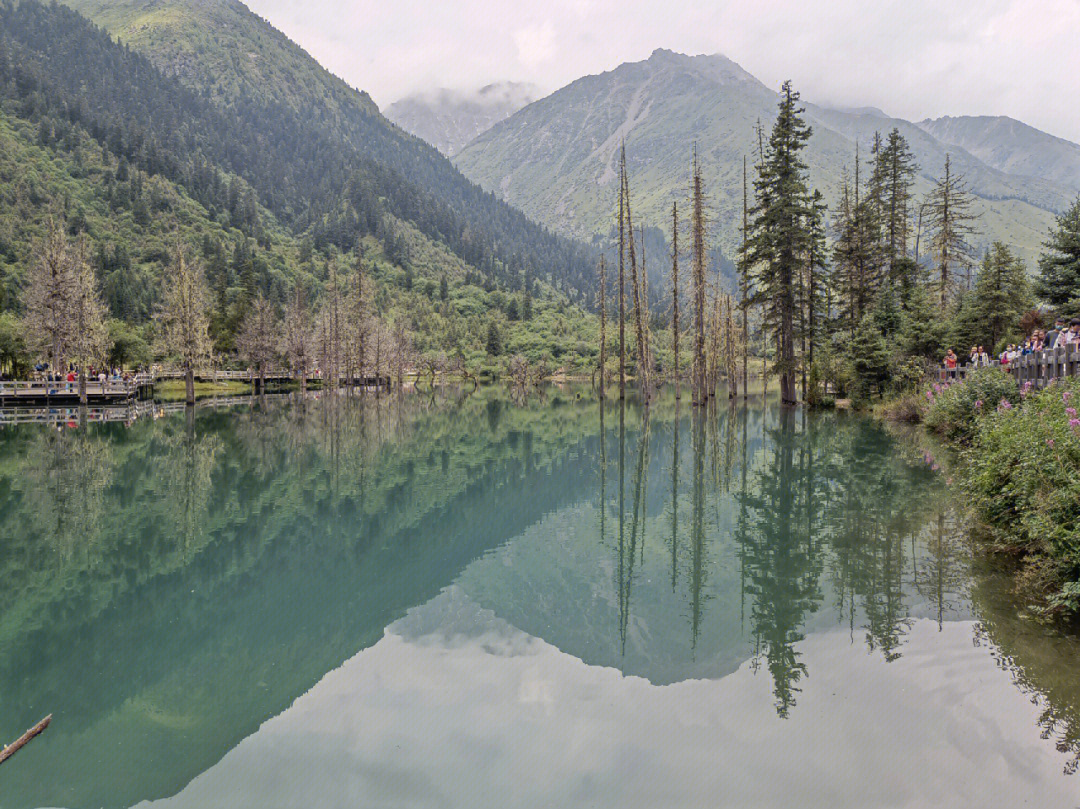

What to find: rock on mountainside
left=455, top=48, right=1073, bottom=269
left=386, top=82, right=539, bottom=156
left=918, top=115, right=1080, bottom=195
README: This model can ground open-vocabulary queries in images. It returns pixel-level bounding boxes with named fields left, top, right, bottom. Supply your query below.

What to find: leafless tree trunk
left=691, top=150, right=708, bottom=406
left=618, top=145, right=627, bottom=400
left=159, top=244, right=212, bottom=406
left=622, top=148, right=649, bottom=401
left=598, top=255, right=607, bottom=400
left=671, top=202, right=680, bottom=398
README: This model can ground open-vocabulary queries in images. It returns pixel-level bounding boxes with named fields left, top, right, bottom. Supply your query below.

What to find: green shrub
left=962, top=376, right=1080, bottom=615
left=923, top=368, right=1018, bottom=441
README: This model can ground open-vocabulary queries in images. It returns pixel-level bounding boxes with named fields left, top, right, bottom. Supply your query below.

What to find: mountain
left=386, top=82, right=539, bottom=156
left=917, top=115, right=1080, bottom=195
left=455, top=49, right=1073, bottom=270
left=56, top=0, right=596, bottom=300
left=0, top=0, right=598, bottom=370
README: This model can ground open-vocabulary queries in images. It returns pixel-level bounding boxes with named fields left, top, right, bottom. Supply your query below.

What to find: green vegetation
left=0, top=0, right=601, bottom=381
left=962, top=377, right=1080, bottom=616
left=923, top=368, right=1019, bottom=441
left=456, top=49, right=1068, bottom=271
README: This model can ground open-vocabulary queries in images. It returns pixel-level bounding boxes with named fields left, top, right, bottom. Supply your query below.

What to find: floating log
left=0, top=715, right=52, bottom=766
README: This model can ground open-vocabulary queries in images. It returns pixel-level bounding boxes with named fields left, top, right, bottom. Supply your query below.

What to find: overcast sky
left=244, top=0, right=1080, bottom=143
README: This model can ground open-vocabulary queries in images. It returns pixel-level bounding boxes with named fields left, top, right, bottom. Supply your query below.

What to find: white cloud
left=514, top=21, right=557, bottom=68
left=243, top=0, right=1080, bottom=143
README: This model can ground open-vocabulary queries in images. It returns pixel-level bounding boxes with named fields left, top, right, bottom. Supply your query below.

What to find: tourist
left=1052, top=318, right=1069, bottom=347
left=976, top=346, right=990, bottom=366
left=943, top=349, right=958, bottom=376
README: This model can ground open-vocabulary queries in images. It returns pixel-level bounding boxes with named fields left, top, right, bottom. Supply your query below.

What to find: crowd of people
left=943, top=317, right=1080, bottom=370
left=28, top=364, right=138, bottom=392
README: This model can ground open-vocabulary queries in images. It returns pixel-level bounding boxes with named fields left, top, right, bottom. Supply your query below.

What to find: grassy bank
left=880, top=369, right=1080, bottom=617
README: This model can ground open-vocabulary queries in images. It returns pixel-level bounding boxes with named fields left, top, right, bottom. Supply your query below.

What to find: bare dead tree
left=67, top=237, right=108, bottom=403
left=622, top=149, right=650, bottom=401
left=158, top=244, right=212, bottom=405
left=237, top=295, right=279, bottom=392
left=671, top=202, right=681, bottom=398
left=740, top=156, right=750, bottom=398
left=618, top=145, right=627, bottom=400
left=691, top=149, right=708, bottom=406
left=283, top=285, right=312, bottom=392
left=598, top=255, right=607, bottom=400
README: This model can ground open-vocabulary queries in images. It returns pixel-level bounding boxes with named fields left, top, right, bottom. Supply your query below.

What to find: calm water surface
left=1, top=388, right=1079, bottom=808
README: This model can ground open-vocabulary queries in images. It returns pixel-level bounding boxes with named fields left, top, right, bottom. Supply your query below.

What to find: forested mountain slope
left=455, top=49, right=1070, bottom=269
left=57, top=0, right=595, bottom=299
left=0, top=0, right=599, bottom=371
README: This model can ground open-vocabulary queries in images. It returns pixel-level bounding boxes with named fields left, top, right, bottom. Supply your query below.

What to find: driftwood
left=0, top=715, right=51, bottom=766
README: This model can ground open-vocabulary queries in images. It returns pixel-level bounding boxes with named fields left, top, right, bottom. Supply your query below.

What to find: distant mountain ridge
left=387, top=82, right=539, bottom=156
left=917, top=115, right=1080, bottom=195
left=455, top=49, right=1074, bottom=270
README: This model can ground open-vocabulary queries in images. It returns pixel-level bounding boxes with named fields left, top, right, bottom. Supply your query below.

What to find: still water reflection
left=0, top=388, right=1078, bottom=807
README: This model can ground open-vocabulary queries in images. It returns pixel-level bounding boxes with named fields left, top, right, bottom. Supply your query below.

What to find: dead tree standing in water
left=670, top=202, right=681, bottom=398
left=690, top=150, right=708, bottom=406
left=598, top=255, right=608, bottom=400
left=621, top=146, right=650, bottom=402
left=618, top=148, right=627, bottom=400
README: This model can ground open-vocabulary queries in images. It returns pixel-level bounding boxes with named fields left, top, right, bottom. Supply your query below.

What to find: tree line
left=598, top=80, right=1080, bottom=406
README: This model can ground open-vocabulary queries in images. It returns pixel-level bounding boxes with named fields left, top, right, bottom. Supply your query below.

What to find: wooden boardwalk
left=0, top=375, right=154, bottom=405
left=938, top=347, right=1080, bottom=388
left=0, top=369, right=393, bottom=407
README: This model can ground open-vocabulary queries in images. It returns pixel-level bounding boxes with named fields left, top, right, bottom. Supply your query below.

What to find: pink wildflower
left=1047, top=438, right=1056, bottom=448
left=1071, top=419, right=1080, bottom=431
left=1064, top=390, right=1073, bottom=404
left=1068, top=407, right=1078, bottom=418
left=974, top=399, right=983, bottom=410
left=998, top=399, right=1013, bottom=412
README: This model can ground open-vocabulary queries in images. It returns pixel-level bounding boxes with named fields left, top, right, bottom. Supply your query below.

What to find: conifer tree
left=1036, top=196, right=1080, bottom=316
left=924, top=155, right=979, bottom=307
left=876, top=128, right=918, bottom=283
left=746, top=81, right=813, bottom=405
left=833, top=150, right=883, bottom=335
left=898, top=281, right=947, bottom=361
left=972, top=242, right=1031, bottom=350
left=851, top=314, right=891, bottom=400
left=800, top=190, right=828, bottom=401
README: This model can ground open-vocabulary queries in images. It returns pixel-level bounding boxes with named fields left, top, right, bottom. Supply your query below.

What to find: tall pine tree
left=1036, top=196, right=1080, bottom=317
left=747, top=81, right=813, bottom=405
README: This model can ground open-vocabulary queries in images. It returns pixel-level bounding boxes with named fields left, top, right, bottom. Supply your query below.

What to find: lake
left=1, top=387, right=1079, bottom=808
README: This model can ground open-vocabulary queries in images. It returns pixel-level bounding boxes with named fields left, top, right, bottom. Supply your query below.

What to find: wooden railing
left=0, top=379, right=139, bottom=398
left=937, top=347, right=1080, bottom=388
